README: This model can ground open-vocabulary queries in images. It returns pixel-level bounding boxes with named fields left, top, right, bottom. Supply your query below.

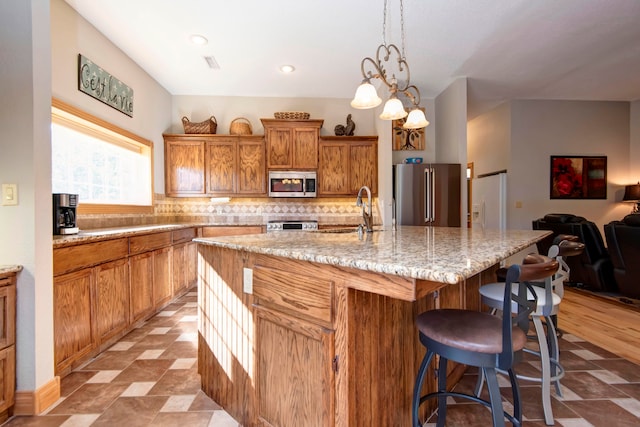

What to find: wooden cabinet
left=318, top=136, right=378, bottom=196
left=164, top=134, right=266, bottom=197
left=201, top=225, right=263, bottom=237
left=152, top=247, right=173, bottom=309
left=95, top=258, right=130, bottom=343
left=172, top=227, right=198, bottom=296
left=261, top=119, right=324, bottom=169
left=164, top=136, right=206, bottom=196
left=251, top=259, right=335, bottom=426
left=0, top=271, right=16, bottom=421
left=54, top=269, right=94, bottom=374
left=53, top=226, right=199, bottom=376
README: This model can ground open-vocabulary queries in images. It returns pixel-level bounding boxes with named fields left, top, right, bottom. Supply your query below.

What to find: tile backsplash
left=77, top=194, right=379, bottom=230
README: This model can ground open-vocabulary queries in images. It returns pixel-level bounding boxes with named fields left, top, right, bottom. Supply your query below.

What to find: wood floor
left=559, top=288, right=640, bottom=365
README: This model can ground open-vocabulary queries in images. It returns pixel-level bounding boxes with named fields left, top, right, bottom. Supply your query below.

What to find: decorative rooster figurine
left=334, top=114, right=356, bottom=136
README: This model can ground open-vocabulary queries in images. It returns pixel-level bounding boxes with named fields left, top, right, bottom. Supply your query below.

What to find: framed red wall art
left=550, top=155, right=607, bottom=199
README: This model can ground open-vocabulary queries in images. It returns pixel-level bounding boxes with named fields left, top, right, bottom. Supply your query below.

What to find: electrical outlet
left=243, top=268, right=253, bottom=294
left=2, top=184, right=18, bottom=206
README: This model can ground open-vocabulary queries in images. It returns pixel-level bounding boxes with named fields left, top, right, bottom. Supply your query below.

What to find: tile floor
left=3, top=290, right=239, bottom=427
left=3, top=290, right=640, bottom=427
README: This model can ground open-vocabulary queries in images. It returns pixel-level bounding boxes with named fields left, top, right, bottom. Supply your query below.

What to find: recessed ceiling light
left=190, top=34, right=208, bottom=45
left=280, top=65, right=295, bottom=73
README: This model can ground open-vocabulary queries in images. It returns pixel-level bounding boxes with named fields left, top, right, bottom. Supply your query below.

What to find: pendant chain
left=382, top=0, right=406, bottom=59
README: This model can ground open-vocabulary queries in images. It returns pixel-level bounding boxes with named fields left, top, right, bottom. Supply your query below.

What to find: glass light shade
left=403, top=108, right=430, bottom=129
left=379, top=97, right=408, bottom=120
left=350, top=83, right=382, bottom=109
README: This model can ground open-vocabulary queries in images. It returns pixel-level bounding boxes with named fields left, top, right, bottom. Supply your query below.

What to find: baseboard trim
left=14, top=376, right=60, bottom=415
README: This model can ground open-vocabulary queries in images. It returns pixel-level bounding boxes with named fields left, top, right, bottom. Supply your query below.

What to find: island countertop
left=194, top=225, right=550, bottom=284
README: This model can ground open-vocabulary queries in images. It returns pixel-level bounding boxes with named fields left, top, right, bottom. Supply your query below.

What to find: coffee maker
left=53, top=193, right=79, bottom=235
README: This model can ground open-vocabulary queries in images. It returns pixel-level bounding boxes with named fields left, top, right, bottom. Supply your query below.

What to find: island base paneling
left=197, top=245, right=498, bottom=426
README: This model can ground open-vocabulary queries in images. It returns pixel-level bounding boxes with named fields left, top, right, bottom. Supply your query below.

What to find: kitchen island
left=195, top=226, right=550, bottom=427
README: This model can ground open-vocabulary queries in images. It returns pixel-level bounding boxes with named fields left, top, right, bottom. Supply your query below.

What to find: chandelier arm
left=360, top=55, right=391, bottom=88
left=402, top=85, right=422, bottom=107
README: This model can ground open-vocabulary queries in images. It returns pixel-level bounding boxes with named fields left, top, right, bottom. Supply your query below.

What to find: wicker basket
left=182, top=116, right=217, bottom=134
left=274, top=111, right=310, bottom=120
left=229, top=117, right=253, bottom=135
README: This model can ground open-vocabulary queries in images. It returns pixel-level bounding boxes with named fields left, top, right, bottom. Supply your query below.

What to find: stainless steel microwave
left=268, top=171, right=317, bottom=198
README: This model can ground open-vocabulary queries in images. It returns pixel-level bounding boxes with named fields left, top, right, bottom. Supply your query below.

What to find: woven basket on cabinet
left=229, top=117, right=253, bottom=135
left=182, top=116, right=217, bottom=134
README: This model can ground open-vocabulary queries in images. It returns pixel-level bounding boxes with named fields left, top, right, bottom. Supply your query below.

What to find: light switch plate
left=2, top=184, right=18, bottom=206
left=243, top=267, right=253, bottom=294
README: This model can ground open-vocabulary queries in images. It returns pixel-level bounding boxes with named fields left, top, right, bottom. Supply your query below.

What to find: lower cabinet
left=172, top=241, right=197, bottom=296
left=255, top=307, right=335, bottom=427
left=0, top=272, right=16, bottom=420
left=153, top=247, right=173, bottom=309
left=53, top=268, right=94, bottom=374
left=95, top=258, right=130, bottom=344
left=129, top=251, right=155, bottom=324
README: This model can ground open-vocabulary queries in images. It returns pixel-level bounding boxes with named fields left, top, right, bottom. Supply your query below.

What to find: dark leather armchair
left=532, top=213, right=616, bottom=292
left=604, top=214, right=640, bottom=299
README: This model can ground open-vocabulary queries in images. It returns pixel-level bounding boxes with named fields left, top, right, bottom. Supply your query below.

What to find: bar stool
left=476, top=237, right=584, bottom=425
left=412, top=254, right=559, bottom=427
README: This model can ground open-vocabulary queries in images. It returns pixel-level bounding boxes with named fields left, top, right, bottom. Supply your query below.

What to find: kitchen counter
left=0, top=265, right=22, bottom=275
left=194, top=225, right=549, bottom=284
left=196, top=225, right=550, bottom=426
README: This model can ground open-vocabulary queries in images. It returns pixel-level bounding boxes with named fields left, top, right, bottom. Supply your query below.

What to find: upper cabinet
left=164, top=134, right=266, bottom=197
left=318, top=136, right=378, bottom=196
left=261, top=119, right=324, bottom=170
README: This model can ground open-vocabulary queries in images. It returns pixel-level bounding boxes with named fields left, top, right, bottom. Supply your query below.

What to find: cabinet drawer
left=53, top=238, right=129, bottom=276
left=172, top=227, right=197, bottom=244
left=201, top=226, right=263, bottom=237
left=129, top=231, right=172, bottom=254
left=253, top=264, right=333, bottom=324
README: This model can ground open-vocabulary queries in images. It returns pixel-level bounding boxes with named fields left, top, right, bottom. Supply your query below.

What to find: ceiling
left=64, top=0, right=640, bottom=118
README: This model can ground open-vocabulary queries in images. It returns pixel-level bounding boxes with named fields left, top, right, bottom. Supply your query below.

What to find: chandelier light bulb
left=403, top=108, right=430, bottom=129
left=351, top=82, right=382, bottom=109
left=379, top=97, right=408, bottom=120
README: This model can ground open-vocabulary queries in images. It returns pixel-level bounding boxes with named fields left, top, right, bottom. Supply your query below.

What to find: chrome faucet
left=356, top=185, right=373, bottom=232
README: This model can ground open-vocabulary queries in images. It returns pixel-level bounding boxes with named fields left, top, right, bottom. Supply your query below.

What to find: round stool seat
left=417, top=309, right=527, bottom=354
left=480, top=282, right=561, bottom=316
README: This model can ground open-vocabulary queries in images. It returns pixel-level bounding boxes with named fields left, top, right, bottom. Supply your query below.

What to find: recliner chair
left=532, top=213, right=616, bottom=292
left=604, top=214, right=640, bottom=299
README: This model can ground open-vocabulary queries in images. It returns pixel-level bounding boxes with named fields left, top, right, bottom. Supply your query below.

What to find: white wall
left=51, top=0, right=172, bottom=194
left=0, top=0, right=54, bottom=391
left=509, top=100, right=631, bottom=233
left=467, top=102, right=511, bottom=177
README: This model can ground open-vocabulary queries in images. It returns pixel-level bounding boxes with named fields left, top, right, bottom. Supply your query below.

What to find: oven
left=268, top=171, right=317, bottom=198
left=266, top=220, right=318, bottom=232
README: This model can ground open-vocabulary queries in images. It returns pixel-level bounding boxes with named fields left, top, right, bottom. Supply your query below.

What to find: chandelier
left=350, top=0, right=429, bottom=129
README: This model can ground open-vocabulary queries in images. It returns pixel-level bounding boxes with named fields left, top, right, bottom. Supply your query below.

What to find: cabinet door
left=349, top=142, right=377, bottom=194
left=318, top=142, right=349, bottom=195
left=172, top=243, right=194, bottom=296
left=164, top=139, right=205, bottom=196
left=153, top=247, right=173, bottom=309
left=95, top=258, right=130, bottom=343
left=206, top=139, right=237, bottom=194
left=54, top=268, right=94, bottom=374
left=293, top=128, right=318, bottom=169
left=0, top=280, right=15, bottom=349
left=238, top=139, right=266, bottom=194
left=0, top=346, right=15, bottom=413
left=266, top=128, right=292, bottom=168
left=129, top=252, right=155, bottom=323
left=255, top=307, right=334, bottom=427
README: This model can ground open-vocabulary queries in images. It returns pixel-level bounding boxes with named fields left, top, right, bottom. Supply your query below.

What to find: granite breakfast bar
left=195, top=226, right=550, bottom=427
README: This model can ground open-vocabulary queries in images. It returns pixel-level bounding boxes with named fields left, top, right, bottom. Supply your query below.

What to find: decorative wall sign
left=550, top=155, right=607, bottom=199
left=78, top=54, right=134, bottom=117
left=392, top=110, right=425, bottom=150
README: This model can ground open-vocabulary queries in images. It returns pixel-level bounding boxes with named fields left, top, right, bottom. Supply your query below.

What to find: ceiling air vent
left=203, top=56, right=220, bottom=70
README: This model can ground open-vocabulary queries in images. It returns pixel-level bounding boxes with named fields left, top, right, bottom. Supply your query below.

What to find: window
left=51, top=99, right=153, bottom=214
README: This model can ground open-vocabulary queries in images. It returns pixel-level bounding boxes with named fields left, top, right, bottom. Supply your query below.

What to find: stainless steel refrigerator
left=393, top=163, right=461, bottom=227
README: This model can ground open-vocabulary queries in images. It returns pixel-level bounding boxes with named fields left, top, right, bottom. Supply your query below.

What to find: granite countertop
left=0, top=265, right=23, bottom=275
left=194, top=226, right=551, bottom=284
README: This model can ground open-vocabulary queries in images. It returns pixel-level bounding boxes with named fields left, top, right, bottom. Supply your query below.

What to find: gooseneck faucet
left=356, top=185, right=373, bottom=232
